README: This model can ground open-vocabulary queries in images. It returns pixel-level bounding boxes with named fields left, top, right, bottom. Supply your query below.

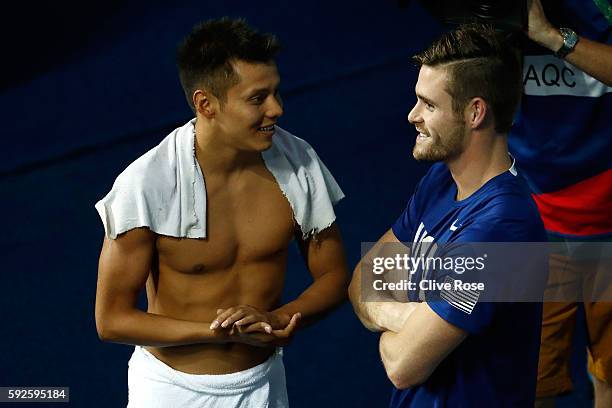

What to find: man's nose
left=267, top=95, right=283, bottom=118
left=407, top=104, right=420, bottom=124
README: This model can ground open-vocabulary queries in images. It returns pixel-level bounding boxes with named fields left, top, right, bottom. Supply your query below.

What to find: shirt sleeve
left=426, top=207, right=547, bottom=334
left=428, top=299, right=496, bottom=334
left=425, top=241, right=497, bottom=334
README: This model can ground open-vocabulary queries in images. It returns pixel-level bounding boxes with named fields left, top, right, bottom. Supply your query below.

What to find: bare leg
left=594, top=376, right=612, bottom=408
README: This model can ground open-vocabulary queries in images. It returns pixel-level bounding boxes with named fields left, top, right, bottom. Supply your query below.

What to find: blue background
left=0, top=0, right=592, bottom=406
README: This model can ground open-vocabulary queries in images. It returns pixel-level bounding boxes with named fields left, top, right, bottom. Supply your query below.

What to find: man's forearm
left=528, top=0, right=612, bottom=85
left=349, top=271, right=416, bottom=333
left=272, top=270, right=347, bottom=327
left=96, top=309, right=229, bottom=347
left=349, top=280, right=392, bottom=331
left=359, top=301, right=417, bottom=333
left=564, top=37, right=612, bottom=86
left=378, top=303, right=468, bottom=389
left=349, top=259, right=416, bottom=332
left=350, top=297, right=386, bottom=332
left=535, top=29, right=612, bottom=86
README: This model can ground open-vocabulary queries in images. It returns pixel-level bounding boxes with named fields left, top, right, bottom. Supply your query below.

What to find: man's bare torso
left=146, top=158, right=295, bottom=374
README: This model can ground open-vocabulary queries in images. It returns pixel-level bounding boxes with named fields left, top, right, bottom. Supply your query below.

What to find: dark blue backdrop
left=0, top=1, right=591, bottom=407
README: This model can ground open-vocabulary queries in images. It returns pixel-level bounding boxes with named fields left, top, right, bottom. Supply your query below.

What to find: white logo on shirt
left=414, top=221, right=480, bottom=313
left=450, top=219, right=460, bottom=231
left=413, top=222, right=437, bottom=301
left=441, top=276, right=479, bottom=314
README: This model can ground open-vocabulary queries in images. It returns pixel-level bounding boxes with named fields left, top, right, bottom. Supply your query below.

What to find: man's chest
left=157, top=167, right=295, bottom=273
left=413, top=193, right=463, bottom=245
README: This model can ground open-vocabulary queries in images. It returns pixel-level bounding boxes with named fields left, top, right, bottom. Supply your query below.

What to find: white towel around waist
left=129, top=347, right=284, bottom=395
left=127, top=347, right=289, bottom=408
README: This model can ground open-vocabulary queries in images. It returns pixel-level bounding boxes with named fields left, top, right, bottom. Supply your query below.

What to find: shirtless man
left=94, top=18, right=347, bottom=407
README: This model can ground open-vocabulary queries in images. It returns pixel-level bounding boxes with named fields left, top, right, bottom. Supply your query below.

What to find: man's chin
left=413, top=146, right=444, bottom=162
left=254, top=140, right=274, bottom=152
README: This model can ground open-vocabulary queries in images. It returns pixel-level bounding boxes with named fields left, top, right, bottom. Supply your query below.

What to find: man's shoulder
left=454, top=173, right=545, bottom=241
left=95, top=127, right=196, bottom=239
left=114, top=132, right=178, bottom=192
left=480, top=174, right=538, bottom=218
left=461, top=196, right=546, bottom=242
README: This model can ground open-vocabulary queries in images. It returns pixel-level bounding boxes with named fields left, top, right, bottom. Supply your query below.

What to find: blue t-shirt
left=389, top=162, right=547, bottom=408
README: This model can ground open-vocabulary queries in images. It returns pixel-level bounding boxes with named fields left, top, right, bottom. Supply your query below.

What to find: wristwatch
left=554, top=28, right=579, bottom=59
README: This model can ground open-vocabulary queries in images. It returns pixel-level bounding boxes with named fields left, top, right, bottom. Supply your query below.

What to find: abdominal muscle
left=144, top=255, right=287, bottom=375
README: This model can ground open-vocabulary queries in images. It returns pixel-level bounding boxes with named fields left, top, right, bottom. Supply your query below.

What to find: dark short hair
left=412, top=24, right=521, bottom=134
left=176, top=18, right=281, bottom=111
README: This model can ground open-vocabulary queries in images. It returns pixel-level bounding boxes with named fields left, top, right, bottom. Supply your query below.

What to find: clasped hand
left=210, top=305, right=301, bottom=347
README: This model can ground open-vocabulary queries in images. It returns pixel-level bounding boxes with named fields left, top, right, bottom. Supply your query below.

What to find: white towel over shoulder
left=95, top=119, right=344, bottom=239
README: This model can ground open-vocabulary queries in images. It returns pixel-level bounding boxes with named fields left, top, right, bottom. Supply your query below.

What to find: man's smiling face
left=408, top=65, right=467, bottom=162
left=212, top=59, right=283, bottom=152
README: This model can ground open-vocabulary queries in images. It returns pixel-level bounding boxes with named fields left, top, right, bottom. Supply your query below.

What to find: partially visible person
left=509, top=1, right=612, bottom=406
left=95, top=18, right=348, bottom=408
left=349, top=24, right=547, bottom=407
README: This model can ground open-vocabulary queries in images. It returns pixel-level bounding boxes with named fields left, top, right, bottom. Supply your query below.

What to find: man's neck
left=194, top=120, right=261, bottom=177
left=447, top=131, right=512, bottom=201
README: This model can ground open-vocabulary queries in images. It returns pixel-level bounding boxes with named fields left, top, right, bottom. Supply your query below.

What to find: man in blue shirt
left=349, top=24, right=547, bottom=406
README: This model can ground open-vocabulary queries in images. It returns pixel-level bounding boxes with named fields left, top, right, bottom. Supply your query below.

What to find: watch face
left=561, top=28, right=578, bottom=48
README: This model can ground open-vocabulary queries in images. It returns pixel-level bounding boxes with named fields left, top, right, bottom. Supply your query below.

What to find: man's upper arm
left=273, top=222, right=347, bottom=323
left=380, top=302, right=467, bottom=389
left=95, top=228, right=155, bottom=330
left=297, top=222, right=347, bottom=281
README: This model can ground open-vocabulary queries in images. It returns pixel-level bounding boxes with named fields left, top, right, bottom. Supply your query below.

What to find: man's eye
left=425, top=103, right=434, bottom=111
left=251, top=95, right=266, bottom=103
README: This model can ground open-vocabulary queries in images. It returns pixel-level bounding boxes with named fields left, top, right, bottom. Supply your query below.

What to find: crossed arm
left=348, top=229, right=467, bottom=389
left=95, top=223, right=348, bottom=348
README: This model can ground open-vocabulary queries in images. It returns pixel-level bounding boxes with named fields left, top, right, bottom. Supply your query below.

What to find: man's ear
left=465, top=97, right=488, bottom=129
left=193, top=90, right=217, bottom=119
